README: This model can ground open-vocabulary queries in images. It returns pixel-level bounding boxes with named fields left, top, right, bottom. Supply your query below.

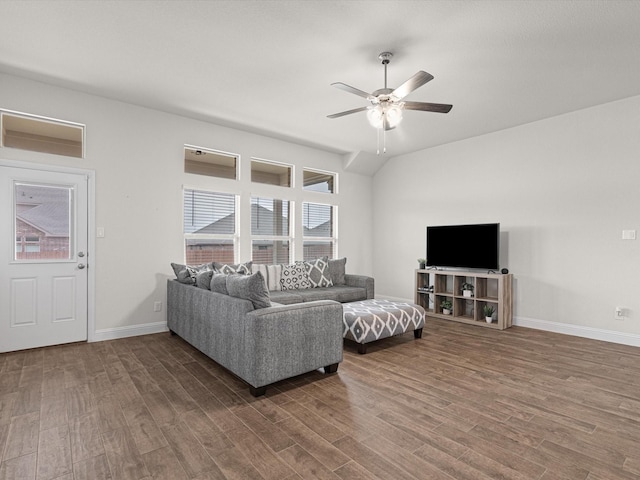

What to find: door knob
left=78, top=252, right=85, bottom=257
left=78, top=264, right=86, bottom=269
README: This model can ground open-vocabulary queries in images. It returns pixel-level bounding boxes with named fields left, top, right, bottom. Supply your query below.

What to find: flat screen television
left=426, top=223, right=500, bottom=270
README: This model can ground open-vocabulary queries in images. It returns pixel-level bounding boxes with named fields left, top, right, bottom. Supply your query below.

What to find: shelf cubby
left=415, top=269, right=512, bottom=330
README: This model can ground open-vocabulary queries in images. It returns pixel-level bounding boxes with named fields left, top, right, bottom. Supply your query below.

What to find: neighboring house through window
left=183, top=188, right=237, bottom=264
left=302, top=202, right=336, bottom=260
left=251, top=197, right=291, bottom=264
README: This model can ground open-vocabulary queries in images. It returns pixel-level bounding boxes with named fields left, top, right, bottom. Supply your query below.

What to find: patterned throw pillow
left=213, top=261, right=252, bottom=275
left=280, top=262, right=311, bottom=291
left=304, top=256, right=333, bottom=288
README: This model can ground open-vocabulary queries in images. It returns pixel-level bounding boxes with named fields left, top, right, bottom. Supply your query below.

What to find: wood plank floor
left=1, top=318, right=640, bottom=480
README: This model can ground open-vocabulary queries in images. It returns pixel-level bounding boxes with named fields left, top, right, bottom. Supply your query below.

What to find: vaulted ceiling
left=2, top=1, right=640, bottom=174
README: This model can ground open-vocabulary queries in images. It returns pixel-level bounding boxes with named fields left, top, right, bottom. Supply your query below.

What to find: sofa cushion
left=328, top=257, right=347, bottom=285
left=210, top=273, right=229, bottom=295
left=226, top=271, right=271, bottom=309
left=251, top=263, right=284, bottom=291
left=295, top=285, right=367, bottom=303
left=304, top=256, right=333, bottom=288
left=280, top=262, right=311, bottom=291
left=195, top=270, right=214, bottom=289
left=213, top=261, right=252, bottom=275
left=268, top=290, right=304, bottom=305
left=171, top=262, right=213, bottom=285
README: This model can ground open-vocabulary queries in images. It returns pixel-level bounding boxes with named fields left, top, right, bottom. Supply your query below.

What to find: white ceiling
left=1, top=0, right=640, bottom=174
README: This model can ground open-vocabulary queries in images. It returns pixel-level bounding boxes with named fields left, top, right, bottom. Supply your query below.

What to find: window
left=251, top=158, right=292, bottom=187
left=183, top=188, right=237, bottom=264
left=302, top=202, right=336, bottom=260
left=184, top=145, right=238, bottom=180
left=1, top=110, right=84, bottom=158
left=251, top=197, right=291, bottom=264
left=14, top=183, right=72, bottom=261
left=303, top=169, right=336, bottom=194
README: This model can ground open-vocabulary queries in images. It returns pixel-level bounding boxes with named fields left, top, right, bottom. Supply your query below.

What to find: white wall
left=374, top=95, right=640, bottom=343
left=0, top=73, right=373, bottom=338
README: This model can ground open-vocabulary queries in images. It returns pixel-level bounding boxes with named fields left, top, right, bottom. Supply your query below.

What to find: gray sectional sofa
left=167, top=258, right=374, bottom=396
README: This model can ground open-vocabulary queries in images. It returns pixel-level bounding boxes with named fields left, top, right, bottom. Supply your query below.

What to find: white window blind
left=184, top=189, right=235, bottom=234
left=183, top=188, right=237, bottom=264
left=302, top=202, right=336, bottom=260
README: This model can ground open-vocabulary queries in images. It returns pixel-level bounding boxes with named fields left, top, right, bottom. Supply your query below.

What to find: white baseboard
left=514, top=316, right=640, bottom=348
left=92, top=321, right=168, bottom=342
left=379, top=294, right=640, bottom=348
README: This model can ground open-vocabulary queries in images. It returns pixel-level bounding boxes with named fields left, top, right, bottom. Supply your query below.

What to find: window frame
left=182, top=187, right=239, bottom=264
left=250, top=196, right=293, bottom=265
left=184, top=144, right=239, bottom=180
left=1, top=109, right=85, bottom=159
left=302, top=168, right=337, bottom=194
left=302, top=201, right=337, bottom=260
left=250, top=157, right=294, bottom=188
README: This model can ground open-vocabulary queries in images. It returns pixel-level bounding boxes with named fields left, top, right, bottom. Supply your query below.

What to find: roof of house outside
left=15, top=184, right=70, bottom=237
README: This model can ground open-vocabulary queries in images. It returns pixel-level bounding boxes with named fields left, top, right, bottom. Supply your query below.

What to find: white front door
left=0, top=165, right=88, bottom=352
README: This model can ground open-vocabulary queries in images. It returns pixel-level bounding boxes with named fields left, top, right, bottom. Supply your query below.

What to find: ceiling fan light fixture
left=367, top=103, right=404, bottom=129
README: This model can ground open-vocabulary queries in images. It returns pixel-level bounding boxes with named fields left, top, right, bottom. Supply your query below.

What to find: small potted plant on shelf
left=483, top=304, right=495, bottom=323
left=462, top=282, right=474, bottom=298
left=417, top=258, right=426, bottom=269
left=441, top=299, right=453, bottom=315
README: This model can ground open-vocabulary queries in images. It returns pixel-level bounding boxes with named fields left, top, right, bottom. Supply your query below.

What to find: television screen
left=426, top=223, right=500, bottom=270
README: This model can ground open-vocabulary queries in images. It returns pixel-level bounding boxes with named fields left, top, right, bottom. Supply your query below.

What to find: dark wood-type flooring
left=1, top=318, right=640, bottom=479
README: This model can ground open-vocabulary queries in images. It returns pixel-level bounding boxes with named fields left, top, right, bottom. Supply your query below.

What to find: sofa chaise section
left=167, top=279, right=344, bottom=396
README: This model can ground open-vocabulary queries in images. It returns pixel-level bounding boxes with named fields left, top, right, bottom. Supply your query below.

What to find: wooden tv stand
left=415, top=269, right=513, bottom=330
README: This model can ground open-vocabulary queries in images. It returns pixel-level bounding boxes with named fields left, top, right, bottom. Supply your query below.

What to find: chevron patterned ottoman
left=342, top=299, right=425, bottom=354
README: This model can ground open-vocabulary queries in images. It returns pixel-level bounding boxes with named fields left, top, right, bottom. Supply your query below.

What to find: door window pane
left=14, top=183, right=72, bottom=261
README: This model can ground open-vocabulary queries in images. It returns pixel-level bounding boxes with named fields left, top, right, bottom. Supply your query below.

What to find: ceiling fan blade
left=327, top=106, right=369, bottom=119
left=392, top=71, right=434, bottom=99
left=331, top=82, right=373, bottom=100
left=403, top=101, right=453, bottom=113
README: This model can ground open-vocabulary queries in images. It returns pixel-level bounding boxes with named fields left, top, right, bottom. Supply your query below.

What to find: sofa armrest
left=241, top=300, right=344, bottom=388
left=344, top=274, right=374, bottom=299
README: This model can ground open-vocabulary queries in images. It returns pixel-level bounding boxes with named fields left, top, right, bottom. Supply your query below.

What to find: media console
left=415, top=269, right=513, bottom=330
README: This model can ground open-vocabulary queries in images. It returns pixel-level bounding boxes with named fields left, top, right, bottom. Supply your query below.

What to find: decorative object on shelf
left=441, top=299, right=453, bottom=315
left=483, top=304, right=495, bottom=323
left=418, top=258, right=426, bottom=269
left=462, top=282, right=474, bottom=298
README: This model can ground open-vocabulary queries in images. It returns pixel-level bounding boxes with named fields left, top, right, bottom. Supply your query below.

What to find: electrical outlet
left=154, top=301, right=162, bottom=312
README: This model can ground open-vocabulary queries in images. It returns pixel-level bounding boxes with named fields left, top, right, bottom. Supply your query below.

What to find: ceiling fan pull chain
left=383, top=123, right=387, bottom=154
left=376, top=125, right=380, bottom=155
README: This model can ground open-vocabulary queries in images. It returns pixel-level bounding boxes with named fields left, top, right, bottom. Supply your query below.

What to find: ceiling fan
left=328, top=52, right=453, bottom=132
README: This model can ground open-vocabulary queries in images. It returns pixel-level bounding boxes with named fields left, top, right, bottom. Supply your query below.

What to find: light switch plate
left=622, top=230, right=636, bottom=240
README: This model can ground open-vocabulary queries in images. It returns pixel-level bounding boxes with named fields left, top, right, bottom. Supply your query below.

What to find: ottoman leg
left=357, top=343, right=367, bottom=355
left=414, top=328, right=423, bottom=339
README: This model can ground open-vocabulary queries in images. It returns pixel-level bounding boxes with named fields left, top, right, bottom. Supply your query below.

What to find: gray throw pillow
left=213, top=261, right=252, bottom=275
left=195, top=270, right=214, bottom=289
left=210, top=273, right=229, bottom=295
left=328, top=257, right=347, bottom=285
left=171, top=262, right=213, bottom=285
left=304, top=256, right=333, bottom=288
left=226, top=272, right=271, bottom=309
